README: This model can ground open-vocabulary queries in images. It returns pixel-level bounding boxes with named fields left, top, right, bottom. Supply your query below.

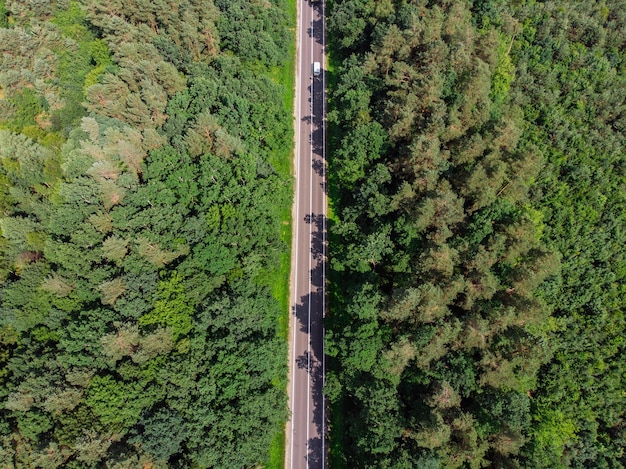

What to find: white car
left=313, top=62, right=321, bottom=77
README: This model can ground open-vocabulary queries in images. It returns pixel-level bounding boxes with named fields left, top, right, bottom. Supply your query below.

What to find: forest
left=0, top=0, right=294, bottom=467
left=325, top=0, right=625, bottom=468
left=1, top=0, right=625, bottom=467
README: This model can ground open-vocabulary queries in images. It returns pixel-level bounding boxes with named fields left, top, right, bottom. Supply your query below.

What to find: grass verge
left=324, top=42, right=348, bottom=468
left=324, top=52, right=339, bottom=225
left=265, top=426, right=287, bottom=469
left=268, top=0, right=296, bottom=341
left=264, top=0, right=296, bottom=467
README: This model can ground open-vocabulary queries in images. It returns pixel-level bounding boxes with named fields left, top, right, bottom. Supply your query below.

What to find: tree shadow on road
left=293, top=211, right=327, bottom=468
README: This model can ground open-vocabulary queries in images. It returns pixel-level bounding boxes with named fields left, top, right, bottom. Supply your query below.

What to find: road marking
left=306, top=9, right=317, bottom=464
left=321, top=1, right=326, bottom=466
left=289, top=0, right=302, bottom=467
left=289, top=1, right=326, bottom=467
left=307, top=13, right=314, bottom=462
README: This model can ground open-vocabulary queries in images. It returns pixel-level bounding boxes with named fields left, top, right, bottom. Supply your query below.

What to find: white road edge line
left=321, top=0, right=326, bottom=466
left=289, top=0, right=301, bottom=466
left=307, top=11, right=314, bottom=464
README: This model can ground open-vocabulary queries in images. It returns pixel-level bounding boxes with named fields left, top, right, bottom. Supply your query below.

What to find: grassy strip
left=264, top=0, right=296, bottom=468
left=328, top=398, right=347, bottom=468
left=265, top=425, right=287, bottom=469
left=268, top=0, right=296, bottom=341
left=324, top=43, right=347, bottom=468
left=323, top=54, right=339, bottom=225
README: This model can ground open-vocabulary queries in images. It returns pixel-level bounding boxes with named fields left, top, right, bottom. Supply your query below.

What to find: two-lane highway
left=286, top=0, right=326, bottom=467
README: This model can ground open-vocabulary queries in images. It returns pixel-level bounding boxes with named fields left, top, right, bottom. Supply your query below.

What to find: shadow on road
left=293, top=211, right=327, bottom=468
left=292, top=3, right=327, bottom=466
left=308, top=14, right=325, bottom=45
left=301, top=75, right=326, bottom=195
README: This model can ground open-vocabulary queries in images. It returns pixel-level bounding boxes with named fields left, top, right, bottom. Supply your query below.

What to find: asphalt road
left=286, top=0, right=326, bottom=468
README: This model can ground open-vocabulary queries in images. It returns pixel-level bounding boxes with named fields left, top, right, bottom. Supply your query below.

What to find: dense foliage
left=326, top=0, right=626, bottom=467
left=0, top=0, right=293, bottom=466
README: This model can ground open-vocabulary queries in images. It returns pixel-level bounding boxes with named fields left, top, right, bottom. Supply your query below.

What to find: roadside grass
left=265, top=426, right=286, bottom=469
left=263, top=0, right=296, bottom=467
left=324, top=45, right=349, bottom=468
left=267, top=0, right=296, bottom=341
left=323, top=53, right=339, bottom=225
left=328, top=399, right=347, bottom=469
